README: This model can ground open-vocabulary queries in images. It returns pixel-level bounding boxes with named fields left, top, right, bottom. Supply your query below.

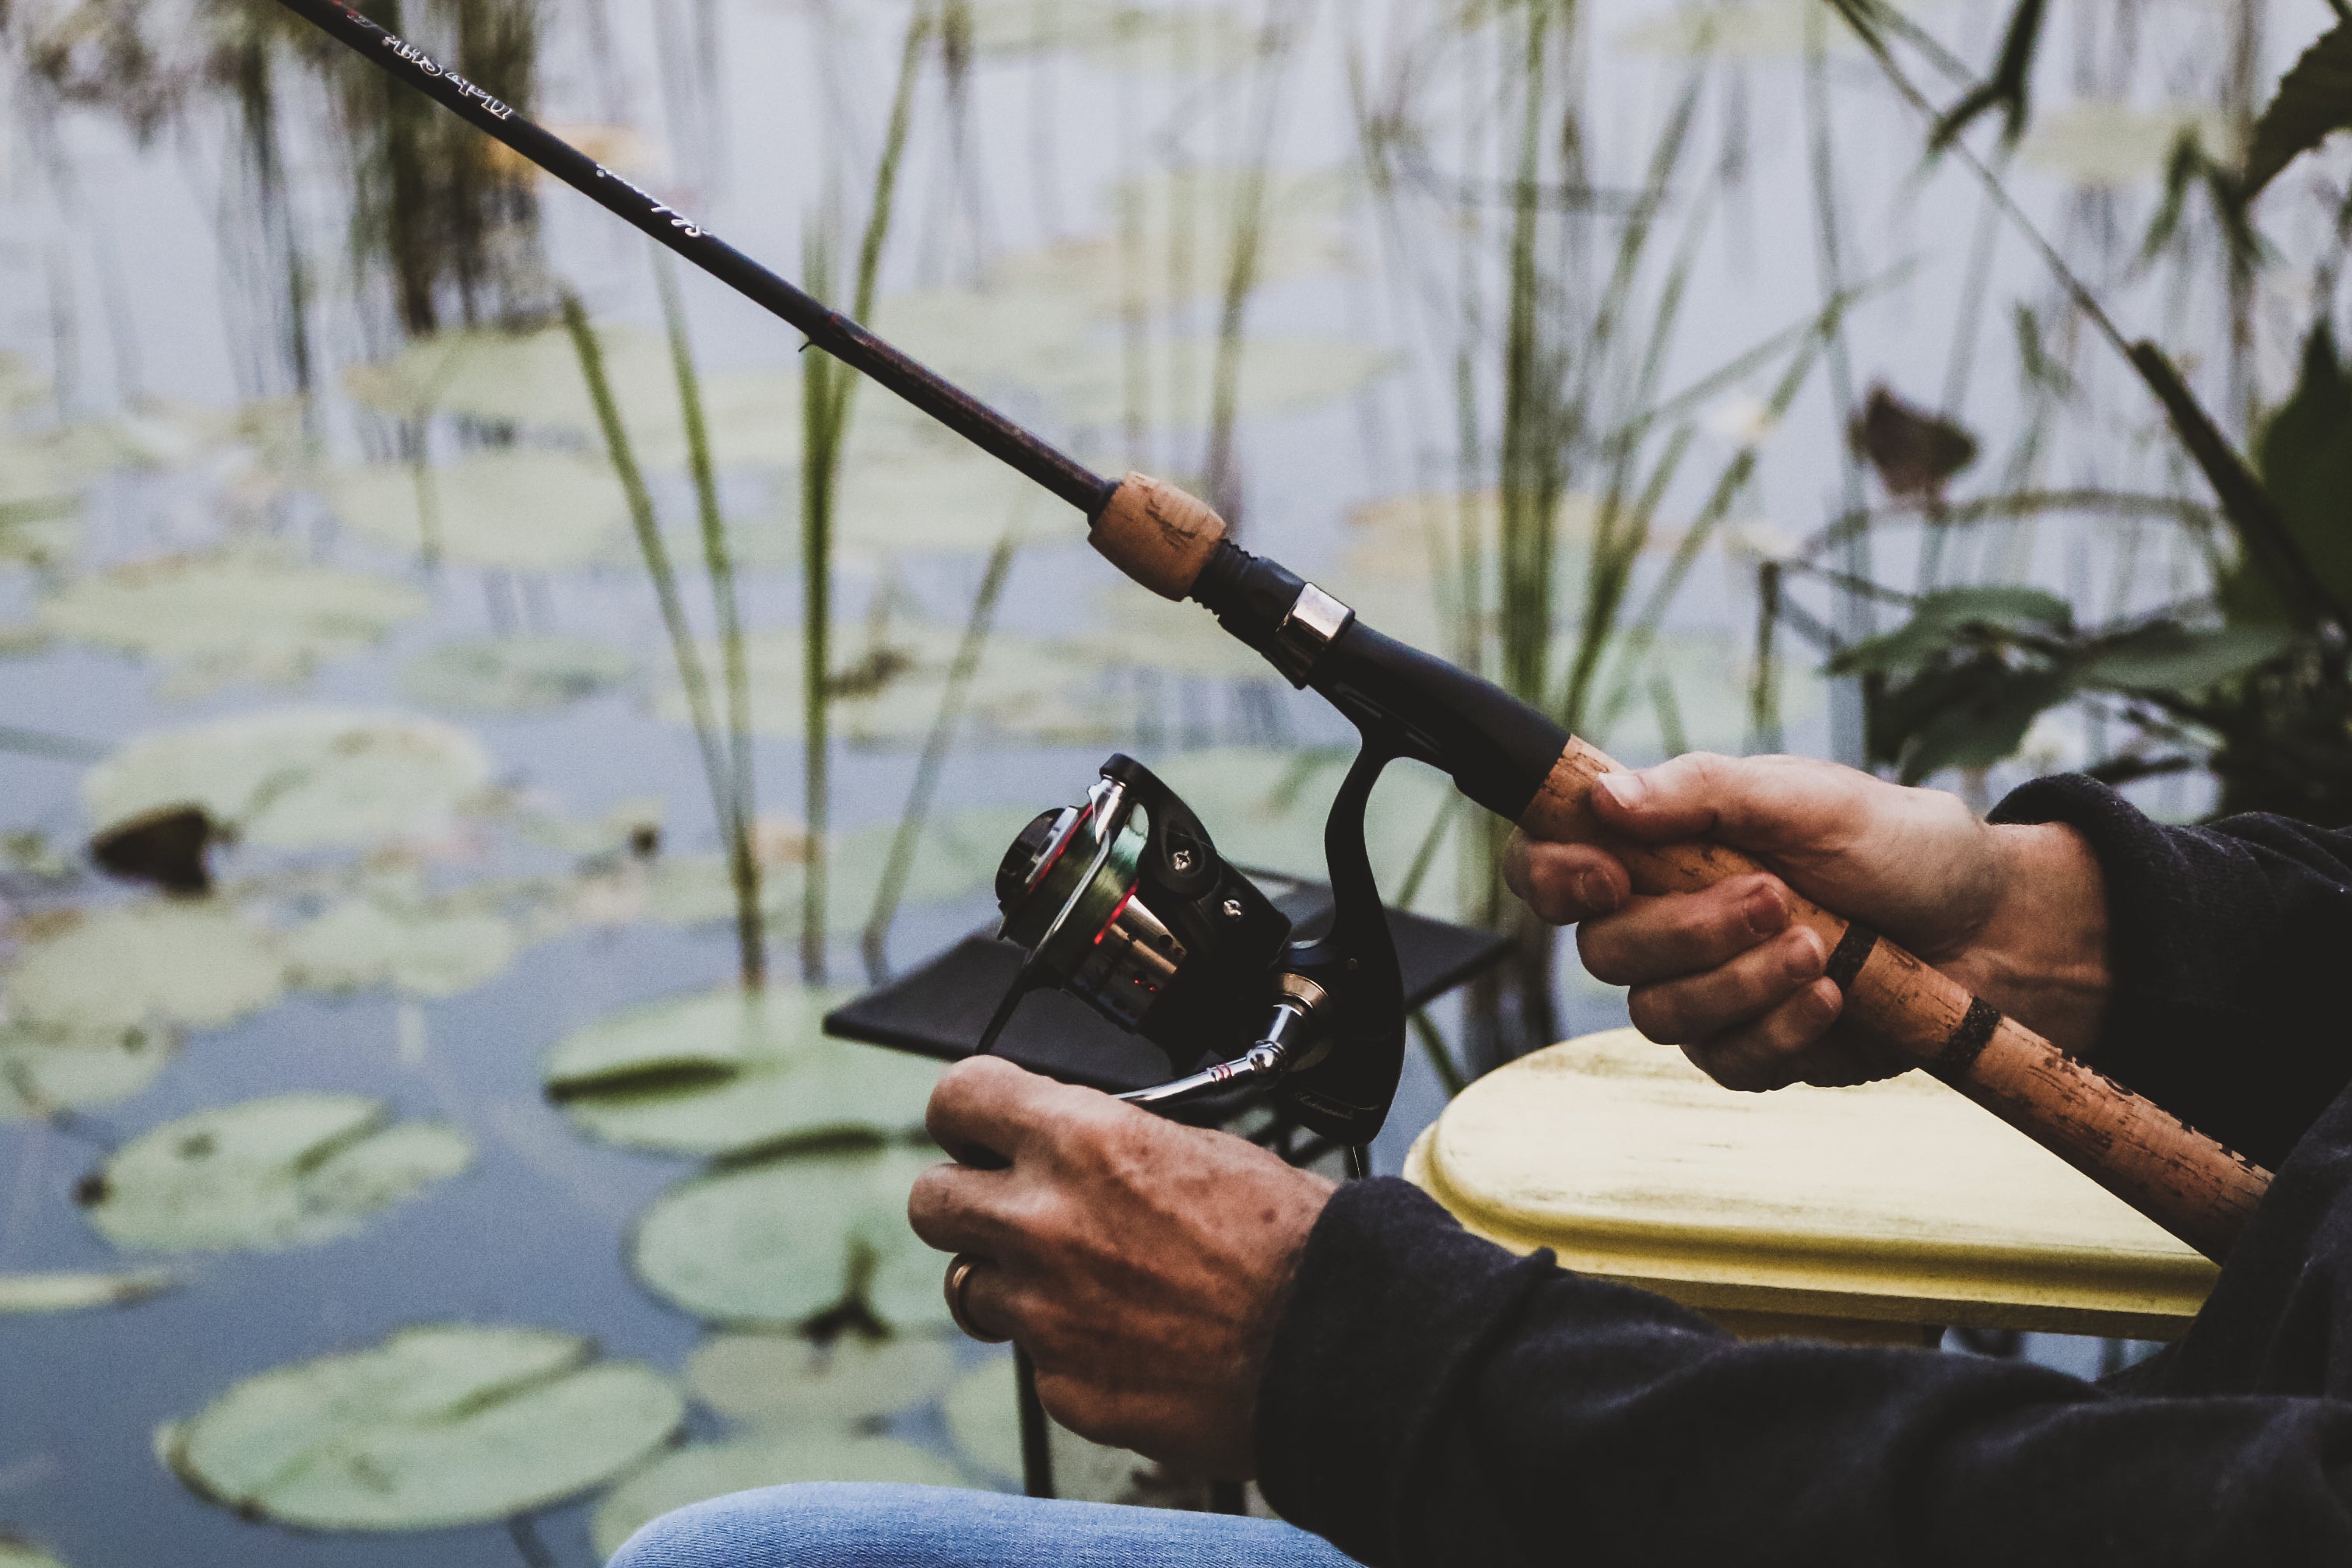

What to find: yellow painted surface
left=1405, top=1029, right=2218, bottom=1340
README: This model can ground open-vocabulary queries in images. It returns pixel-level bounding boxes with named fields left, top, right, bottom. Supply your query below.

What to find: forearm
left=1258, top=1180, right=2352, bottom=1567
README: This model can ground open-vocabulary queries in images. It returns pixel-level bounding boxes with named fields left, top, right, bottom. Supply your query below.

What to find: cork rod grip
left=1522, top=738, right=2272, bottom=1264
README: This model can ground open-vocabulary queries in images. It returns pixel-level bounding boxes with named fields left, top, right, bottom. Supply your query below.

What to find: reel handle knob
left=1520, top=737, right=2269, bottom=1264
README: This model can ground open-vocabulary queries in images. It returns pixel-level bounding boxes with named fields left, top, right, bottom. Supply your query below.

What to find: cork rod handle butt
left=1519, top=738, right=2270, bottom=1264
left=1089, top=472, right=1227, bottom=601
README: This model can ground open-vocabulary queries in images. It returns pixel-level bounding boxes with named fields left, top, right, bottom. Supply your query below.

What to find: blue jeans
left=609, top=1482, right=1364, bottom=1567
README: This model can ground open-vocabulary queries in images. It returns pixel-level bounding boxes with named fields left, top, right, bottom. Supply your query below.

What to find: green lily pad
left=0, top=1268, right=175, bottom=1314
left=5, top=902, right=284, bottom=1034
left=161, top=1324, right=684, bottom=1531
left=83, top=1092, right=474, bottom=1254
left=0, top=1533, right=68, bottom=1568
left=2020, top=101, right=2226, bottom=187
left=83, top=707, right=493, bottom=849
left=0, top=1021, right=177, bottom=1121
left=629, top=1142, right=950, bottom=1331
left=544, top=986, right=939, bottom=1156
left=942, top=1355, right=1023, bottom=1482
left=590, top=1432, right=967, bottom=1559
left=325, top=451, right=635, bottom=571
left=399, top=634, right=637, bottom=714
left=344, top=327, right=802, bottom=469
left=684, top=1331, right=958, bottom=1427
left=37, top=549, right=427, bottom=695
left=282, top=896, right=518, bottom=1000
left=648, top=624, right=1117, bottom=748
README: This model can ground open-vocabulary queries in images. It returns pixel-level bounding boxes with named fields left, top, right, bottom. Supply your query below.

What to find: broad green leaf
left=398, top=634, right=637, bottom=714
left=0, top=1268, right=175, bottom=1314
left=1829, top=586, right=2072, bottom=678
left=0, top=1021, right=177, bottom=1121
left=5, top=902, right=283, bottom=1034
left=629, top=1142, right=950, bottom=1331
left=2245, top=22, right=2352, bottom=201
left=2249, top=326, right=2352, bottom=622
left=282, top=896, right=519, bottom=1000
left=84, top=1092, right=472, bottom=1254
left=942, top=1356, right=1022, bottom=1482
left=2020, top=101, right=2226, bottom=187
left=38, top=549, right=426, bottom=695
left=544, top=986, right=939, bottom=1156
left=163, top=1324, right=683, bottom=1531
left=2078, top=623, right=2298, bottom=695
left=83, top=707, right=493, bottom=849
left=591, top=1433, right=967, bottom=1560
left=684, top=1331, right=958, bottom=1427
left=325, top=452, right=634, bottom=571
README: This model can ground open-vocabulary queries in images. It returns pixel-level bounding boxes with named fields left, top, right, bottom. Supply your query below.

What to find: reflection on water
left=0, top=0, right=2305, bottom=1558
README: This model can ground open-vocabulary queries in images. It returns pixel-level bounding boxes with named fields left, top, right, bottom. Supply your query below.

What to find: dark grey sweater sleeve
left=1257, top=1180, right=2352, bottom=1568
left=1990, top=775, right=2352, bottom=1170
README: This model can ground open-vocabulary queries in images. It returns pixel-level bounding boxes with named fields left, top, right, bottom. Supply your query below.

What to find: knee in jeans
left=606, top=1481, right=942, bottom=1568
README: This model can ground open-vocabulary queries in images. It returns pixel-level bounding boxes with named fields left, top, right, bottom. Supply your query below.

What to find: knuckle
left=1627, top=985, right=1687, bottom=1044
left=1576, top=921, right=1631, bottom=983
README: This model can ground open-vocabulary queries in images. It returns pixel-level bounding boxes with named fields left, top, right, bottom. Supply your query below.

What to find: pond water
left=0, top=0, right=2306, bottom=1561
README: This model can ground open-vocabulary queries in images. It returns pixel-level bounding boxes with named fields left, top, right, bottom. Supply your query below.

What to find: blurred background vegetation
left=2, top=0, right=2348, bottom=1561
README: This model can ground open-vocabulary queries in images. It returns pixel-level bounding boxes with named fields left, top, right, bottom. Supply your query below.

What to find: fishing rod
left=275, top=0, right=2270, bottom=1263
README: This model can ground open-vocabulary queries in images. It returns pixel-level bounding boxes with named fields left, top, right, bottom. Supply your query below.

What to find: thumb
left=1590, top=752, right=1859, bottom=852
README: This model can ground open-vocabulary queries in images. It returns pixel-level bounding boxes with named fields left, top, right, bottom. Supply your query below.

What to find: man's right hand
left=1504, top=753, right=2112, bottom=1092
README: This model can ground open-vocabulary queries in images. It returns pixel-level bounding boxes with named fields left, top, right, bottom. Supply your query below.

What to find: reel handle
left=1522, top=737, right=2269, bottom=1265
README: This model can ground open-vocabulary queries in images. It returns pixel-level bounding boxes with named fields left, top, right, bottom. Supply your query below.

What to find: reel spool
left=984, top=752, right=1406, bottom=1142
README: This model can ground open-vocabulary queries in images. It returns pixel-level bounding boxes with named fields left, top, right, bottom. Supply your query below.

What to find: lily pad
left=161, top=1324, right=683, bottom=1531
left=591, top=1432, right=967, bottom=1559
left=1614, top=0, right=1876, bottom=58
left=283, top=896, right=519, bottom=1000
left=82, top=1092, right=473, bottom=1254
left=399, top=634, right=637, bottom=714
left=5, top=902, right=284, bottom=1034
left=0, top=1268, right=175, bottom=1314
left=344, top=328, right=802, bottom=470
left=964, top=0, right=1266, bottom=72
left=629, top=1142, right=950, bottom=1331
left=37, top=549, right=427, bottom=695
left=684, top=1331, right=958, bottom=1427
left=544, top=986, right=939, bottom=1156
left=325, top=451, right=635, bottom=571
left=83, top=707, right=493, bottom=850
left=649, top=623, right=1117, bottom=747
left=2020, top=101, right=2225, bottom=187
left=0, top=1021, right=177, bottom=1121
left=942, top=1355, right=1023, bottom=1482
left=0, top=1535, right=68, bottom=1568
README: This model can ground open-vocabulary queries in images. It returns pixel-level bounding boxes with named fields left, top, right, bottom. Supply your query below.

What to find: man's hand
left=907, top=1056, right=1335, bottom=1479
left=1505, top=752, right=2110, bottom=1091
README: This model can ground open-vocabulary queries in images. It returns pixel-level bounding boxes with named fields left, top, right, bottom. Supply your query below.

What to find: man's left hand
left=907, top=1056, right=1336, bottom=1479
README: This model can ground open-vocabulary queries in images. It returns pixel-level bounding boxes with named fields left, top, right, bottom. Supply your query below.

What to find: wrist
left=1944, top=821, right=2111, bottom=1055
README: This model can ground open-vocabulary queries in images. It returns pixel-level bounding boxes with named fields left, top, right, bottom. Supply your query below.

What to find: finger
left=1624, top=922, right=1827, bottom=1044
left=1575, top=874, right=1792, bottom=987
left=907, top=1159, right=1025, bottom=1258
left=1504, top=833, right=1627, bottom=924
left=952, top=1254, right=1029, bottom=1344
left=1588, top=752, right=1875, bottom=852
left=925, top=1056, right=1067, bottom=1167
left=1679, top=977, right=1845, bottom=1090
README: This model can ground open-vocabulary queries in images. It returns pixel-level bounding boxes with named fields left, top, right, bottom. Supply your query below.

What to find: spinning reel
left=982, top=750, right=1408, bottom=1144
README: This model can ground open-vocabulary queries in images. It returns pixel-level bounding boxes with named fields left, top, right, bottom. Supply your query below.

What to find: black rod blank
left=272, top=0, right=1118, bottom=518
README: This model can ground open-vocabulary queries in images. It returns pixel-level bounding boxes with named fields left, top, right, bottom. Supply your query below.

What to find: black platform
left=823, top=872, right=1511, bottom=1100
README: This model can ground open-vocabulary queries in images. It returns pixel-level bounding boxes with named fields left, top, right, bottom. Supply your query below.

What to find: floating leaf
left=282, top=896, right=518, bottom=1000
left=83, top=1092, right=472, bottom=1254
left=649, top=624, right=1117, bottom=748
left=2245, top=21, right=2352, bottom=202
left=325, top=452, right=635, bottom=571
left=0, top=1268, right=174, bottom=1314
left=942, top=1356, right=1022, bottom=1482
left=37, top=549, right=426, bottom=695
left=591, top=1433, right=966, bottom=1560
left=0, top=1534, right=68, bottom=1568
left=0, top=1022, right=177, bottom=1121
left=1616, top=0, right=1869, bottom=58
left=345, top=328, right=802, bottom=469
left=162, top=1324, right=683, bottom=1531
left=684, top=1332, right=958, bottom=1427
left=544, top=986, right=939, bottom=1156
left=963, top=1, right=1266, bottom=72
left=398, top=634, right=637, bottom=714
left=5, top=902, right=283, bottom=1034
left=629, top=1142, right=949, bottom=1331
left=2020, top=100, right=2226, bottom=187
left=84, top=707, right=493, bottom=850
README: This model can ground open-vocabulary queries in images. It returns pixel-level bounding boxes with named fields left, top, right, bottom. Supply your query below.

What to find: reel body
left=988, top=752, right=1406, bottom=1143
